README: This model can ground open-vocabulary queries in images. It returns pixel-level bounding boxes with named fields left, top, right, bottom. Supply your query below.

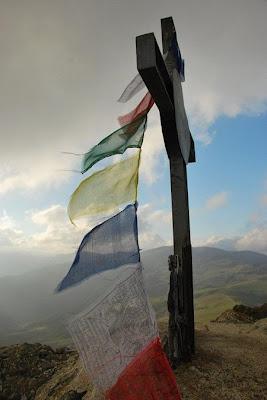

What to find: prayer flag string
left=57, top=63, right=182, bottom=398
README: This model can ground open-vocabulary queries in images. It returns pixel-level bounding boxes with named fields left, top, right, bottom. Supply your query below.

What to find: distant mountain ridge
left=0, top=250, right=71, bottom=277
left=0, top=246, right=266, bottom=346
left=142, top=245, right=267, bottom=294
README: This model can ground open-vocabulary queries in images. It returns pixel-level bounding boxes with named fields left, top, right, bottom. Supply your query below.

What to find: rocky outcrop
left=58, top=390, right=87, bottom=400
left=233, top=303, right=267, bottom=320
left=0, top=343, right=78, bottom=400
left=214, top=303, right=267, bottom=323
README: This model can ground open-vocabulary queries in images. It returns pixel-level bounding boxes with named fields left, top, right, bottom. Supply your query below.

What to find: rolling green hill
left=142, top=246, right=267, bottom=323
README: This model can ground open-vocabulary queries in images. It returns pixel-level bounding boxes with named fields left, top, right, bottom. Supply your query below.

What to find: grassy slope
left=223, top=278, right=267, bottom=304
left=144, top=246, right=267, bottom=325
left=151, top=277, right=267, bottom=326
left=194, top=293, right=236, bottom=325
left=153, top=292, right=239, bottom=326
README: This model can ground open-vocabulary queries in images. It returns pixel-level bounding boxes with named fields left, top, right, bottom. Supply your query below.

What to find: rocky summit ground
left=1, top=308, right=267, bottom=399
left=174, top=321, right=267, bottom=400
left=0, top=344, right=87, bottom=400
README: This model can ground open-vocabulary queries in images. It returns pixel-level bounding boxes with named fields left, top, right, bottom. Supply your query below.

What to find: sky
left=0, top=0, right=266, bottom=270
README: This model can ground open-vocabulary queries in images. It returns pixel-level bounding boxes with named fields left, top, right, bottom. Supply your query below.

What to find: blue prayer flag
left=56, top=204, right=140, bottom=292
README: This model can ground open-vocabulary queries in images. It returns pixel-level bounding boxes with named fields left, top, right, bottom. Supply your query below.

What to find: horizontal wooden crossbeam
left=136, top=34, right=174, bottom=118
left=136, top=33, right=195, bottom=162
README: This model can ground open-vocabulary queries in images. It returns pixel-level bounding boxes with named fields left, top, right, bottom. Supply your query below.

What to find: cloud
left=0, top=212, right=25, bottom=248
left=1, top=201, right=266, bottom=256
left=31, top=205, right=67, bottom=226
left=0, top=0, right=266, bottom=194
left=138, top=204, right=172, bottom=249
left=194, top=184, right=267, bottom=254
left=29, top=205, right=86, bottom=254
left=193, top=130, right=216, bottom=146
left=0, top=137, right=80, bottom=195
left=193, top=218, right=267, bottom=255
left=183, top=0, right=267, bottom=144
left=0, top=205, right=85, bottom=254
left=193, top=235, right=238, bottom=252
left=205, top=191, right=229, bottom=210
left=0, top=203, right=173, bottom=254
left=235, top=227, right=267, bottom=254
left=140, top=115, right=165, bottom=184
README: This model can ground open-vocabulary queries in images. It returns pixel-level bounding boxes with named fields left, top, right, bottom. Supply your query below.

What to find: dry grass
left=174, top=322, right=267, bottom=400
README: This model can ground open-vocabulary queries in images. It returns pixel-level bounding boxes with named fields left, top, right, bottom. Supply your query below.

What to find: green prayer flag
left=81, top=115, right=147, bottom=173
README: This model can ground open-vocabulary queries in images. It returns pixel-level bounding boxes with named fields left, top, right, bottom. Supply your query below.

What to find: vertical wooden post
left=136, top=18, right=195, bottom=366
left=161, top=17, right=195, bottom=364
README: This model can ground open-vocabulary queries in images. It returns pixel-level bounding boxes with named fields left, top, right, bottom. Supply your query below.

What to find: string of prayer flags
left=81, top=115, right=147, bottom=174
left=118, top=92, right=154, bottom=126
left=59, top=44, right=183, bottom=399
left=68, top=150, right=141, bottom=224
left=67, top=265, right=158, bottom=392
left=56, top=204, right=139, bottom=292
left=117, top=73, right=146, bottom=103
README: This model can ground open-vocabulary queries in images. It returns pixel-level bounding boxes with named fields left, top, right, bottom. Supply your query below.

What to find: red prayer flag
left=106, top=337, right=182, bottom=400
left=118, top=92, right=154, bottom=126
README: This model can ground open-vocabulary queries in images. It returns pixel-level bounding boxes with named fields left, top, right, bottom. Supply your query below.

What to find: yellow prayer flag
left=68, top=151, right=141, bottom=224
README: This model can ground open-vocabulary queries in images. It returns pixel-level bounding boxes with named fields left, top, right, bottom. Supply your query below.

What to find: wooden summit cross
left=136, top=17, right=196, bottom=366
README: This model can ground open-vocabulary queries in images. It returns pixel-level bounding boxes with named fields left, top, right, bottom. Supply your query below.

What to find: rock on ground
left=214, top=303, right=267, bottom=324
